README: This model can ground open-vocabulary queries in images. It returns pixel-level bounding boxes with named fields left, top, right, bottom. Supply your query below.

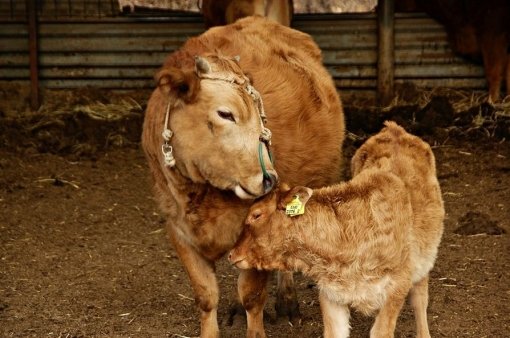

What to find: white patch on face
left=234, top=259, right=251, bottom=270
left=234, top=184, right=256, bottom=199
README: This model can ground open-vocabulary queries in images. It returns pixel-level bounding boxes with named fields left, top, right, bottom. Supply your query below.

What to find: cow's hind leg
left=238, top=268, right=270, bottom=338
left=168, top=229, right=220, bottom=338
left=409, top=276, right=431, bottom=338
left=275, top=271, right=301, bottom=323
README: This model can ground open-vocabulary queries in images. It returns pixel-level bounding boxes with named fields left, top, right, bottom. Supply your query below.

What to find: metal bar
left=377, top=0, right=395, bottom=105
left=27, top=0, right=40, bottom=110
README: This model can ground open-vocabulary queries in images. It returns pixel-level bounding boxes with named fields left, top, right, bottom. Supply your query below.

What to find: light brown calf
left=351, top=121, right=445, bottom=337
left=230, top=122, right=444, bottom=338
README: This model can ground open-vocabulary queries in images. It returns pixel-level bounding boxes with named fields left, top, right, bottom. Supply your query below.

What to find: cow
left=201, top=0, right=293, bottom=28
left=395, top=0, right=510, bottom=103
left=141, top=16, right=345, bottom=338
left=229, top=121, right=444, bottom=338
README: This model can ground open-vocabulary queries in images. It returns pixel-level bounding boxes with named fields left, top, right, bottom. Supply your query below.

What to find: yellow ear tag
left=285, top=195, right=305, bottom=217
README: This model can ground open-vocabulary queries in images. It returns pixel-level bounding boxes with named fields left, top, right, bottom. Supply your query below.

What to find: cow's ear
left=195, top=56, right=211, bottom=75
left=155, top=67, right=200, bottom=103
left=278, top=186, right=313, bottom=209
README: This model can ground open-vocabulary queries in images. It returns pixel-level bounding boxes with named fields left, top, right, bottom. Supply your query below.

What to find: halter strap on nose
left=258, top=141, right=274, bottom=180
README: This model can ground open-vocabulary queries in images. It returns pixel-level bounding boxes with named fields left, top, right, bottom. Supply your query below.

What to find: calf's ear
left=351, top=150, right=367, bottom=176
left=155, top=67, right=200, bottom=103
left=278, top=186, right=313, bottom=209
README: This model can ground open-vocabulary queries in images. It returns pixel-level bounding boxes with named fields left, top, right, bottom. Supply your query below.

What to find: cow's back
left=162, top=16, right=345, bottom=188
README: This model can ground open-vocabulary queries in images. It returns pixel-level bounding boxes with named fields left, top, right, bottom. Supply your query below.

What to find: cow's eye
left=217, top=110, right=236, bottom=123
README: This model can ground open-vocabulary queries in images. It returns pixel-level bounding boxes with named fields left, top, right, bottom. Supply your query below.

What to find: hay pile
left=1, top=84, right=508, bottom=158
left=344, top=84, right=510, bottom=145
left=0, top=87, right=147, bottom=158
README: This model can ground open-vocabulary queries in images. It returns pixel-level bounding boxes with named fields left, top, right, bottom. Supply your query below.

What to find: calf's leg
left=370, top=289, right=407, bottom=338
left=275, top=271, right=301, bottom=323
left=319, top=291, right=350, bottom=338
left=168, top=228, right=220, bottom=338
left=409, top=276, right=431, bottom=338
left=238, top=268, right=270, bottom=338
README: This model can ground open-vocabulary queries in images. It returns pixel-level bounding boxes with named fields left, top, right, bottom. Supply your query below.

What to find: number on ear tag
left=286, top=195, right=305, bottom=217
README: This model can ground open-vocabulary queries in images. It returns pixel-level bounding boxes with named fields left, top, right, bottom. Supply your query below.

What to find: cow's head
left=228, top=184, right=313, bottom=270
left=156, top=54, right=277, bottom=199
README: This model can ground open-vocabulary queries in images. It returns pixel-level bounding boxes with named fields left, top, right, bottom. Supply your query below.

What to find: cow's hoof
left=275, top=293, right=301, bottom=325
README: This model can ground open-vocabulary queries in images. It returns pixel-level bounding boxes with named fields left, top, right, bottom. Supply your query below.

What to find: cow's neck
left=163, top=164, right=252, bottom=260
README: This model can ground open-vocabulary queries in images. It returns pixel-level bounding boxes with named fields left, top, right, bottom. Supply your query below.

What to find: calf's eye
left=217, top=110, right=236, bottom=123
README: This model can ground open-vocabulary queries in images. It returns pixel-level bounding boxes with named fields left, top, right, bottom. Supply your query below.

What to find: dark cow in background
left=201, top=0, right=293, bottom=28
left=396, top=0, right=510, bottom=103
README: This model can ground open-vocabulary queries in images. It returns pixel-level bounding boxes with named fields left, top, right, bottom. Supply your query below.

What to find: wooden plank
left=27, top=0, right=39, bottom=110
left=377, top=0, right=395, bottom=104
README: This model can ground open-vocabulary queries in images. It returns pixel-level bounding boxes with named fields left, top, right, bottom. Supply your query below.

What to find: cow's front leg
left=275, top=271, right=301, bottom=324
left=238, top=268, right=269, bottom=338
left=169, top=229, right=219, bottom=338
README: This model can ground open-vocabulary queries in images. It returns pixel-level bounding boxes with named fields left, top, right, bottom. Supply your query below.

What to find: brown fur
left=395, top=0, right=510, bottom=102
left=351, top=121, right=445, bottom=337
left=142, top=16, right=344, bottom=338
left=202, top=0, right=293, bottom=28
left=230, top=122, right=444, bottom=338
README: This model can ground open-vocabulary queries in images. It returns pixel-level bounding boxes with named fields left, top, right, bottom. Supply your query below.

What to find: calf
left=230, top=122, right=444, bottom=338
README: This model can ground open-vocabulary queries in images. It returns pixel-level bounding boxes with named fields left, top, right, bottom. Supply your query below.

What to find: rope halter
left=161, top=56, right=274, bottom=179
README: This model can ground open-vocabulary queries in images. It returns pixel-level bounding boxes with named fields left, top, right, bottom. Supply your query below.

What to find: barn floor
left=0, top=87, right=509, bottom=337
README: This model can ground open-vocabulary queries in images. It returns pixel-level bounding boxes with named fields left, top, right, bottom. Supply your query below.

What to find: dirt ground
left=0, top=85, right=509, bottom=337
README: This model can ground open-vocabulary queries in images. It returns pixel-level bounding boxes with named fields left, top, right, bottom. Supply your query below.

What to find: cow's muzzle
left=263, top=172, right=278, bottom=194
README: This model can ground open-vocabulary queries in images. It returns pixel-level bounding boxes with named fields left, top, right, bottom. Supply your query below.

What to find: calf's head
left=156, top=54, right=277, bottom=199
left=229, top=184, right=313, bottom=270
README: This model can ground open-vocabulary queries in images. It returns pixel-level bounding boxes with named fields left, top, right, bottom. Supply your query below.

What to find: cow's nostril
left=263, top=173, right=277, bottom=193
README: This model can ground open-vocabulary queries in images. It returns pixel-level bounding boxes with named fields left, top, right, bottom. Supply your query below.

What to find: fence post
left=27, top=0, right=40, bottom=110
left=377, top=0, right=395, bottom=106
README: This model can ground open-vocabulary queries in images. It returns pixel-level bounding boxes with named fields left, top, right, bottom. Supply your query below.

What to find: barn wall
left=0, top=13, right=486, bottom=93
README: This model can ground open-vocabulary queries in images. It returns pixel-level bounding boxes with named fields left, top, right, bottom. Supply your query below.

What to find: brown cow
left=229, top=121, right=444, bottom=338
left=395, top=0, right=510, bottom=103
left=142, top=16, right=344, bottom=337
left=201, top=0, right=293, bottom=28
